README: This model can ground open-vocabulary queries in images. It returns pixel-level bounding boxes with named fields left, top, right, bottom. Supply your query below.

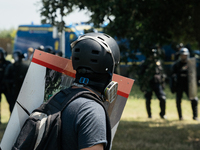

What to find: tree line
left=39, top=0, right=200, bottom=58
left=0, top=28, right=16, bottom=54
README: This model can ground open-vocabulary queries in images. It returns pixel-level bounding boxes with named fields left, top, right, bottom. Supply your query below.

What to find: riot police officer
left=171, top=48, right=198, bottom=120
left=138, top=48, right=167, bottom=119
left=55, top=51, right=63, bottom=57
left=37, top=45, right=44, bottom=51
left=5, top=50, right=29, bottom=112
left=24, top=47, right=34, bottom=65
left=0, top=47, right=12, bottom=115
left=44, top=46, right=55, bottom=54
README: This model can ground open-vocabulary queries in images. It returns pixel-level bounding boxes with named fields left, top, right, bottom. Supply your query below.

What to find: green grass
left=112, top=84, right=200, bottom=150
left=0, top=94, right=10, bottom=141
left=0, top=84, right=200, bottom=150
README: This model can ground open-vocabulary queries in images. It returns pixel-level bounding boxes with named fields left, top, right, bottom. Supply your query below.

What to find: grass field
left=112, top=84, right=200, bottom=150
left=0, top=83, right=200, bottom=150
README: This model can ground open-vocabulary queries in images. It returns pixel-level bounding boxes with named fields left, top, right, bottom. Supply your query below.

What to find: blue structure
left=13, top=23, right=97, bottom=58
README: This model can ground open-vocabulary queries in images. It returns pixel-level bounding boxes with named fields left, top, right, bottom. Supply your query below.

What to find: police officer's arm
left=81, top=144, right=104, bottom=150
left=170, top=62, right=177, bottom=86
left=3, top=63, right=14, bottom=85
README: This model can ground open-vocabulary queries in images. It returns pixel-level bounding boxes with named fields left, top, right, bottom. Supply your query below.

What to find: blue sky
left=0, top=0, right=90, bottom=29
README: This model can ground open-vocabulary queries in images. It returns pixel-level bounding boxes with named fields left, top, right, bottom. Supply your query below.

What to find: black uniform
left=171, top=60, right=198, bottom=120
left=138, top=58, right=166, bottom=119
left=4, top=51, right=29, bottom=112
left=0, top=49, right=13, bottom=115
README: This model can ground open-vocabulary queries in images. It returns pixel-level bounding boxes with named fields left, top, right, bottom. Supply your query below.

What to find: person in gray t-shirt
left=62, top=97, right=107, bottom=149
left=61, top=32, right=120, bottom=150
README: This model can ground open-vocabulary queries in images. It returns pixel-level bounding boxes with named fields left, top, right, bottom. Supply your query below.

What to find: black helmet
left=0, top=47, right=6, bottom=60
left=71, top=32, right=120, bottom=75
left=37, top=45, right=44, bottom=51
left=13, top=50, right=25, bottom=58
left=13, top=50, right=25, bottom=62
left=176, top=43, right=184, bottom=49
left=44, top=46, right=54, bottom=54
left=56, top=51, right=63, bottom=57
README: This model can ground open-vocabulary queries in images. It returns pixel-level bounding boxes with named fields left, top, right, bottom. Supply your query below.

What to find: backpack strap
left=45, top=88, right=90, bottom=112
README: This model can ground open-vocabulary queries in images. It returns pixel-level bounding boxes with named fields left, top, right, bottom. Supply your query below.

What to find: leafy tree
left=0, top=28, right=16, bottom=53
left=0, top=28, right=16, bottom=38
left=40, top=0, right=74, bottom=32
left=39, top=0, right=200, bottom=55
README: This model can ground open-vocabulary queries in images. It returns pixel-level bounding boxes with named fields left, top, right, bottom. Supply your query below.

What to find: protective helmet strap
left=73, top=77, right=118, bottom=103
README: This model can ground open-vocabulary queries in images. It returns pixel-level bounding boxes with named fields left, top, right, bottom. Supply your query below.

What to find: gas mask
left=104, top=81, right=118, bottom=103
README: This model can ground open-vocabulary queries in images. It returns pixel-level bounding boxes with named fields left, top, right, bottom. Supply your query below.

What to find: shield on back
left=188, top=58, right=198, bottom=100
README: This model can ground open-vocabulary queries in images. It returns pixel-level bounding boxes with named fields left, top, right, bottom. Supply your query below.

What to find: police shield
left=188, top=58, right=198, bottom=100
left=0, top=50, right=134, bottom=150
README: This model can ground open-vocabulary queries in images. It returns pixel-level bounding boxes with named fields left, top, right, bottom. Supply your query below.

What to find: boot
left=176, top=100, right=182, bottom=120
left=160, top=99, right=166, bottom=119
left=191, top=99, right=198, bottom=120
left=146, top=99, right=152, bottom=118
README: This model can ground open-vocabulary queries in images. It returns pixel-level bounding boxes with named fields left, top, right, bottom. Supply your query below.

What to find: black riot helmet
left=37, top=45, right=44, bottom=51
left=0, top=47, right=6, bottom=60
left=71, top=32, right=120, bottom=76
left=176, top=43, right=184, bottom=50
left=13, top=50, right=25, bottom=63
left=44, top=46, right=55, bottom=54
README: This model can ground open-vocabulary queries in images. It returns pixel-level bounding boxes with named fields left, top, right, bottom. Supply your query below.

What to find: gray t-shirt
left=61, top=97, right=107, bottom=149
